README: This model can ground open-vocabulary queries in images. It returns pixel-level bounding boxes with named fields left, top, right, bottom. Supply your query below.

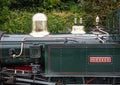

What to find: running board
left=16, top=78, right=56, bottom=85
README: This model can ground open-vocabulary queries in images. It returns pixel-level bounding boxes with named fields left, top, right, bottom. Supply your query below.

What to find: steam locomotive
left=0, top=13, right=120, bottom=85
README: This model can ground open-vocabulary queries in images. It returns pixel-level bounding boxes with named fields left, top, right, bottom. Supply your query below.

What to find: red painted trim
left=89, top=56, right=112, bottom=63
left=11, top=66, right=32, bottom=71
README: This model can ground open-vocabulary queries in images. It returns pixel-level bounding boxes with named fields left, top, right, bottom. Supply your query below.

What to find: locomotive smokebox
left=30, top=13, right=49, bottom=37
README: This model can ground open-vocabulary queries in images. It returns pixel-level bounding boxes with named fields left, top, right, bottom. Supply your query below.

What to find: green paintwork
left=45, top=44, right=120, bottom=77
left=1, top=42, right=35, bottom=66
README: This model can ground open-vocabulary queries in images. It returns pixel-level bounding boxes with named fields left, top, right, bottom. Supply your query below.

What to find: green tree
left=0, top=0, right=10, bottom=25
left=79, top=0, right=120, bottom=28
left=0, top=0, right=120, bottom=33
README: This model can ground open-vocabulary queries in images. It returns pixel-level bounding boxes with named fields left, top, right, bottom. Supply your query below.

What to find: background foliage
left=0, top=0, right=120, bottom=34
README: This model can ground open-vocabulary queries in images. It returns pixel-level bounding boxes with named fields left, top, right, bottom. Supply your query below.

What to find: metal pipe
left=16, top=78, right=56, bottom=85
